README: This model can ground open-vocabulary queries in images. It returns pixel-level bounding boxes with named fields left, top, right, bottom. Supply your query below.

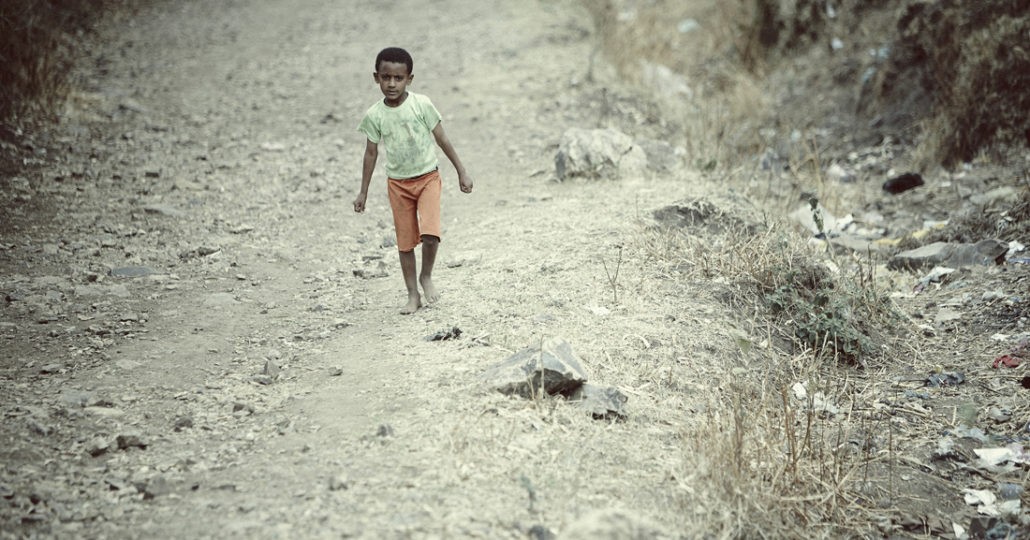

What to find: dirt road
left=1, top=1, right=734, bottom=537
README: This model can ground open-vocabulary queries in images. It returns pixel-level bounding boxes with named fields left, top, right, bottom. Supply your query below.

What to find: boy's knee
left=421, top=234, right=440, bottom=244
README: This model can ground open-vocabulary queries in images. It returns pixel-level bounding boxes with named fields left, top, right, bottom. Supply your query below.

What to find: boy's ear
left=372, top=72, right=379, bottom=82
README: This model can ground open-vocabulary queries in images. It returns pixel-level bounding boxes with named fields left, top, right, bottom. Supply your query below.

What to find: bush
left=861, top=0, right=1029, bottom=164
left=758, top=255, right=892, bottom=365
left=0, top=0, right=107, bottom=122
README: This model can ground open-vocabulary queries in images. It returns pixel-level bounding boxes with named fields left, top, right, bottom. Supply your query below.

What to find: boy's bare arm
left=432, top=123, right=473, bottom=193
left=354, top=139, right=378, bottom=212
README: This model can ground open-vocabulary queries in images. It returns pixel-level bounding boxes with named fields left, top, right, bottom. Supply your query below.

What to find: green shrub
left=760, top=258, right=888, bottom=364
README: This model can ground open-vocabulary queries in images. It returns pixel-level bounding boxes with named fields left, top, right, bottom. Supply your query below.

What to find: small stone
left=263, top=359, right=281, bottom=379
left=233, top=402, right=255, bottom=415
left=84, top=406, right=125, bottom=418
left=116, top=431, right=146, bottom=450
left=251, top=374, right=273, bottom=385
left=142, top=204, right=182, bottom=217
left=527, top=524, right=557, bottom=540
left=826, top=163, right=854, bottom=182
left=140, top=476, right=171, bottom=499
left=882, top=172, right=923, bottom=194
left=998, top=483, right=1023, bottom=500
left=987, top=406, right=1011, bottom=423
left=329, top=367, right=343, bottom=377
left=376, top=424, right=394, bottom=437
left=570, top=383, right=629, bottom=420
left=86, top=437, right=111, bottom=457
left=27, top=419, right=50, bottom=436
left=327, top=475, right=350, bottom=491
left=425, top=326, right=462, bottom=341
left=173, top=416, right=194, bottom=431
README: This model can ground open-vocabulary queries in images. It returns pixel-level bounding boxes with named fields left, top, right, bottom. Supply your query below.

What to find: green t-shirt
left=358, top=92, right=442, bottom=179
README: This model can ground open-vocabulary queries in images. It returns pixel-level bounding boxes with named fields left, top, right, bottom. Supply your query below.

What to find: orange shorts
left=387, top=169, right=442, bottom=252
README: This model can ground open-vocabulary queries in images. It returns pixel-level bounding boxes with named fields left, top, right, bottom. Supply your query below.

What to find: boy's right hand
left=353, top=192, right=367, bottom=213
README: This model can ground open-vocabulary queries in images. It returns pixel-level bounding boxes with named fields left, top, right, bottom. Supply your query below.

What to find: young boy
left=353, top=47, right=474, bottom=314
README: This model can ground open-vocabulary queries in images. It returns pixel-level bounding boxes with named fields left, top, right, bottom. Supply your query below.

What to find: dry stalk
left=601, top=245, right=623, bottom=304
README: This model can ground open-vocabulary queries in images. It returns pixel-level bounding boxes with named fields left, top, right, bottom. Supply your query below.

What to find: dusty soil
left=1, top=0, right=1028, bottom=538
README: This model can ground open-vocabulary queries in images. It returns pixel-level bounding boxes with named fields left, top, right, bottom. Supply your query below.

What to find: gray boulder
left=555, top=128, right=647, bottom=181
left=483, top=338, right=588, bottom=398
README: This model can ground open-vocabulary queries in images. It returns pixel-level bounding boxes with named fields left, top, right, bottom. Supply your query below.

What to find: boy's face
left=373, top=61, right=413, bottom=105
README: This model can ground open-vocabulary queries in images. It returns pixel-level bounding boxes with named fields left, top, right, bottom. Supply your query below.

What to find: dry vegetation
left=637, top=219, right=909, bottom=536
left=1, top=1, right=90, bottom=122
left=589, top=0, right=1028, bottom=536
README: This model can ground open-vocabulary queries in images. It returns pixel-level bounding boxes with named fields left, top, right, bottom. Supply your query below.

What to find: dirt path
left=1, top=1, right=743, bottom=537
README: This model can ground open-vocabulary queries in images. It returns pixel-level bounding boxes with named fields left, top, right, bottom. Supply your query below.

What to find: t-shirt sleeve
left=419, top=96, right=443, bottom=131
left=357, top=111, right=381, bottom=143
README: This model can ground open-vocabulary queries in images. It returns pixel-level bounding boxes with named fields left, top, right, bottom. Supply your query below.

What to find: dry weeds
left=589, top=0, right=1027, bottom=536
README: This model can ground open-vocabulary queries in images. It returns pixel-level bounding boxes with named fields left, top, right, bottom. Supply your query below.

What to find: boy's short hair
left=375, top=47, right=413, bottom=74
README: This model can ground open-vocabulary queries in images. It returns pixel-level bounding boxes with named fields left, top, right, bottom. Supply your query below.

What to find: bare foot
left=400, top=293, right=421, bottom=315
left=420, top=276, right=440, bottom=304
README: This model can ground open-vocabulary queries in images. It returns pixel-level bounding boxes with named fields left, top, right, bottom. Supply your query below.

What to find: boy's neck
left=384, top=91, right=409, bottom=108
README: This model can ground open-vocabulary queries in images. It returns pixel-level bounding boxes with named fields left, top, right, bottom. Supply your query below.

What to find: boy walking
left=353, top=47, right=474, bottom=314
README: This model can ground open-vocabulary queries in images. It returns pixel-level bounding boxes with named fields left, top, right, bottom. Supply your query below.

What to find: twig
left=602, top=245, right=623, bottom=304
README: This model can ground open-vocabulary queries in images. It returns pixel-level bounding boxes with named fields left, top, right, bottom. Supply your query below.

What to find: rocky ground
left=1, top=0, right=1028, bottom=538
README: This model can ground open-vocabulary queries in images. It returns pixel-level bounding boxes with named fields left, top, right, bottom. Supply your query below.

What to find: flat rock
left=970, top=186, right=1019, bottom=206
left=110, top=266, right=159, bottom=278
left=654, top=195, right=762, bottom=234
left=142, top=204, right=183, bottom=217
left=482, top=337, right=588, bottom=398
left=59, top=390, right=95, bottom=407
left=889, top=240, right=1007, bottom=270
left=828, top=234, right=884, bottom=254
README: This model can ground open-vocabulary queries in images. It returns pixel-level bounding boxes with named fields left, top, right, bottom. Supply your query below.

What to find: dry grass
left=632, top=220, right=909, bottom=536
left=583, top=1, right=769, bottom=170
left=583, top=1, right=1030, bottom=534
left=922, top=15, right=1030, bottom=166
left=0, top=0, right=137, bottom=123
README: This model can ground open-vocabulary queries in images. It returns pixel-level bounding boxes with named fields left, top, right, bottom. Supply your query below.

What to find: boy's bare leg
left=398, top=249, right=421, bottom=314
left=419, top=235, right=440, bottom=304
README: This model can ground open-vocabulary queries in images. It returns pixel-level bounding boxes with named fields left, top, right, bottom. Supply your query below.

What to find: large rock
left=483, top=338, right=588, bottom=398
left=555, top=128, right=647, bottom=181
left=889, top=240, right=1008, bottom=270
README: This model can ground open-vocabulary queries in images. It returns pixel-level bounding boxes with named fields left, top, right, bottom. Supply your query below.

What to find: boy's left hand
left=459, top=174, right=474, bottom=193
